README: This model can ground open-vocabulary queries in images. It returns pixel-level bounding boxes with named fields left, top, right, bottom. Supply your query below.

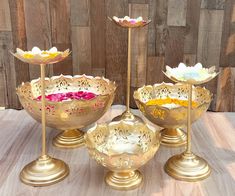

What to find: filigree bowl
left=17, top=75, right=116, bottom=148
left=134, top=83, right=212, bottom=147
left=85, top=120, right=160, bottom=190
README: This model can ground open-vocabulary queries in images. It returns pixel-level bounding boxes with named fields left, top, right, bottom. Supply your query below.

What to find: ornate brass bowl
left=17, top=75, right=116, bottom=148
left=134, top=83, right=211, bottom=147
left=85, top=120, right=160, bottom=190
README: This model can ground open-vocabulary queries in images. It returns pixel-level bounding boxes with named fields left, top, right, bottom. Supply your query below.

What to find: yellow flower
left=146, top=97, right=198, bottom=108
left=12, top=46, right=70, bottom=65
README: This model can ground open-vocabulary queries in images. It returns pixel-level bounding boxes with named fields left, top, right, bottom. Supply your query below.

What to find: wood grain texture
left=8, top=0, right=30, bottom=109
left=146, top=56, right=165, bottom=84
left=70, top=0, right=89, bottom=26
left=24, top=0, right=53, bottom=80
left=216, top=67, right=235, bottom=111
left=71, top=26, right=91, bottom=75
left=129, top=3, right=148, bottom=88
left=165, top=27, right=185, bottom=67
left=220, top=0, right=235, bottom=67
left=49, top=0, right=72, bottom=75
left=167, top=0, right=187, bottom=27
left=197, top=9, right=224, bottom=110
left=0, top=107, right=235, bottom=196
left=201, top=0, right=225, bottom=10
left=105, top=0, right=128, bottom=104
left=90, top=0, right=106, bottom=73
left=155, top=0, right=168, bottom=56
left=184, top=0, right=201, bottom=54
left=0, top=0, right=11, bottom=31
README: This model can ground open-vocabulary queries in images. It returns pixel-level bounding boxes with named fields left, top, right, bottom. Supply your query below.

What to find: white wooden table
left=0, top=105, right=235, bottom=196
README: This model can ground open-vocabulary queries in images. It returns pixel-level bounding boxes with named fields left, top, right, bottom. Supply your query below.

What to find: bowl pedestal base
left=112, top=110, right=143, bottom=123
left=53, top=129, right=84, bottom=149
left=20, top=155, right=69, bottom=186
left=164, top=152, right=211, bottom=182
left=161, top=128, right=187, bottom=147
left=105, top=170, right=143, bottom=190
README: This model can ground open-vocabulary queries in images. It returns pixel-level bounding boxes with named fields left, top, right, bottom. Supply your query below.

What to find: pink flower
left=35, top=91, right=97, bottom=102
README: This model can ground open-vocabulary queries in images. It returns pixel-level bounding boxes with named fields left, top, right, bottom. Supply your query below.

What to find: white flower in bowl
left=163, top=63, right=218, bottom=85
left=11, top=46, right=70, bottom=65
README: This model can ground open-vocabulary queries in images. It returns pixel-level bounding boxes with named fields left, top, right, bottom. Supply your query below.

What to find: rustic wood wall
left=0, top=0, right=235, bottom=111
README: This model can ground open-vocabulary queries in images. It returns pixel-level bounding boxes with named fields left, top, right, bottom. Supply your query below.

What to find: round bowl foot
left=164, top=152, right=211, bottom=182
left=53, top=129, right=84, bottom=149
left=112, top=111, right=143, bottom=123
left=20, top=155, right=69, bottom=186
left=105, top=170, right=143, bottom=190
left=161, top=128, right=187, bottom=147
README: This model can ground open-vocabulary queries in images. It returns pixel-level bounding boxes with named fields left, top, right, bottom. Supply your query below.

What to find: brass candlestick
left=110, top=16, right=150, bottom=123
left=163, top=63, right=218, bottom=181
left=164, top=84, right=211, bottom=181
left=12, top=47, right=70, bottom=186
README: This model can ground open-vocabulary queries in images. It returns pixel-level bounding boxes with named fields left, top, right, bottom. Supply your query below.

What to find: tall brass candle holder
left=12, top=47, right=70, bottom=186
left=109, top=16, right=150, bottom=123
left=163, top=63, right=218, bottom=181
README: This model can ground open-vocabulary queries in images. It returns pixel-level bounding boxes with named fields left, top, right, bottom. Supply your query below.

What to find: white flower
left=164, top=63, right=218, bottom=84
left=12, top=47, right=70, bottom=65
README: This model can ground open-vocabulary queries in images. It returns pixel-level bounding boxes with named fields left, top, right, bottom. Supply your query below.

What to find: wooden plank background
left=0, top=0, right=235, bottom=111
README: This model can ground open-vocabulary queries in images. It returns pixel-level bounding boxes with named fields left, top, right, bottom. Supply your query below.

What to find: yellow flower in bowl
left=12, top=46, right=70, bottom=65
left=163, top=63, right=218, bottom=85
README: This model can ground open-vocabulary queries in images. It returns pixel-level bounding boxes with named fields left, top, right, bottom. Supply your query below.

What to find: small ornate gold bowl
left=85, top=120, right=160, bottom=190
left=134, top=83, right=211, bottom=147
left=17, top=75, right=116, bottom=148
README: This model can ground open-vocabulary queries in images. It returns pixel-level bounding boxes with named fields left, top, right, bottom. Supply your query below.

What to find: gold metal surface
left=13, top=49, right=71, bottom=186
left=164, top=152, right=211, bottom=181
left=20, top=155, right=69, bottom=186
left=164, top=84, right=211, bottom=181
left=111, top=21, right=150, bottom=122
left=161, top=128, right=187, bottom=147
left=105, top=170, right=143, bottom=190
left=53, top=129, right=84, bottom=148
left=17, top=75, right=116, bottom=149
left=134, top=83, right=211, bottom=147
left=85, top=120, right=160, bottom=190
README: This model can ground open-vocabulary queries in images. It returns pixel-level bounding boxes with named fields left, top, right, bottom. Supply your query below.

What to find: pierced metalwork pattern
left=86, top=121, right=160, bottom=172
left=16, top=75, right=116, bottom=131
left=134, top=83, right=212, bottom=129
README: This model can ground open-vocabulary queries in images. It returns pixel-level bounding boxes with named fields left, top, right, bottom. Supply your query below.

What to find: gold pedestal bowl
left=17, top=75, right=116, bottom=149
left=85, top=120, right=160, bottom=190
left=134, top=83, right=211, bottom=147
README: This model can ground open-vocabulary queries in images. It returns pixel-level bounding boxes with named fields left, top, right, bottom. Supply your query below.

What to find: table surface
left=0, top=105, right=235, bottom=196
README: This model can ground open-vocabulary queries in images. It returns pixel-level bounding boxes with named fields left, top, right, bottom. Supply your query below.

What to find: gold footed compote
left=161, top=128, right=186, bottom=147
left=12, top=47, right=70, bottom=186
left=52, top=129, right=84, bottom=148
left=17, top=75, right=116, bottom=149
left=109, top=16, right=150, bottom=123
left=134, top=83, right=211, bottom=148
left=85, top=120, right=160, bottom=190
left=163, top=63, right=218, bottom=181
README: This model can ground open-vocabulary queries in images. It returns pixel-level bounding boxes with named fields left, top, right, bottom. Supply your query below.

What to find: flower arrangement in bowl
left=17, top=74, right=116, bottom=148
left=134, top=83, right=212, bottom=147
left=85, top=120, right=161, bottom=190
